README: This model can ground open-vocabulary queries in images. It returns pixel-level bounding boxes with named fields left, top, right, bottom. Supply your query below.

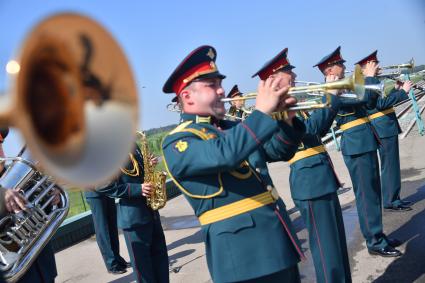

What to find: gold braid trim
left=120, top=153, right=140, bottom=176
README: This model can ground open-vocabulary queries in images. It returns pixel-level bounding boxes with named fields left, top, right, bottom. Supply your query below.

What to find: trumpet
left=346, top=58, right=415, bottom=77
left=294, top=80, right=320, bottom=86
left=380, top=58, right=415, bottom=70
left=221, top=65, right=368, bottom=110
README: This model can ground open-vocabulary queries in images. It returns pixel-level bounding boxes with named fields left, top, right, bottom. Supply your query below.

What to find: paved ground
left=56, top=113, right=425, bottom=283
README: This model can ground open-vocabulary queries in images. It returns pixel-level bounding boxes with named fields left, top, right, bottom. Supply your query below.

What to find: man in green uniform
left=162, top=45, right=306, bottom=283
left=314, top=47, right=402, bottom=257
left=97, top=145, right=169, bottom=283
left=356, top=51, right=413, bottom=211
left=84, top=190, right=130, bottom=274
left=225, top=85, right=248, bottom=121
left=253, top=47, right=351, bottom=282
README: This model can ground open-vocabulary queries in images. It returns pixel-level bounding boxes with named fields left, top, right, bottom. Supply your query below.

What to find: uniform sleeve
left=261, top=117, right=305, bottom=162
left=339, top=76, right=380, bottom=109
left=376, top=89, right=408, bottom=110
left=162, top=110, right=279, bottom=178
left=363, top=77, right=381, bottom=110
left=96, top=180, right=142, bottom=199
left=303, top=95, right=340, bottom=137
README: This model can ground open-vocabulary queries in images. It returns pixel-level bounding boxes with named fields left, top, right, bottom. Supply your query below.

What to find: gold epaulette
left=168, top=120, right=193, bottom=135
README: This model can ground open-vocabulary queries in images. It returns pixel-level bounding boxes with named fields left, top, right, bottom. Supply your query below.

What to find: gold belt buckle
left=267, top=185, right=280, bottom=201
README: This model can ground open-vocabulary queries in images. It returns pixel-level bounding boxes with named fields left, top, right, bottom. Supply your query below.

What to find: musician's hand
left=325, top=74, right=339, bottom=83
left=4, top=188, right=27, bottom=213
left=51, top=188, right=61, bottom=206
left=256, top=76, right=290, bottom=115
left=149, top=155, right=159, bottom=167
left=141, top=183, right=154, bottom=197
left=363, top=61, right=379, bottom=77
left=325, top=75, right=340, bottom=95
left=402, top=81, right=413, bottom=93
left=274, top=100, right=297, bottom=126
left=394, top=81, right=402, bottom=90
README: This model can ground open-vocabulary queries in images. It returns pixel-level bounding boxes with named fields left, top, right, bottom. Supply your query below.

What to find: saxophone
left=137, top=131, right=167, bottom=210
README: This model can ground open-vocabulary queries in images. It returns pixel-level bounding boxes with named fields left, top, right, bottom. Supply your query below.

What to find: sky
left=0, top=0, right=424, bottom=155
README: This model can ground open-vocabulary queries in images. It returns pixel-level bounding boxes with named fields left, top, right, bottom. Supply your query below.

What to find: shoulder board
left=168, top=121, right=193, bottom=135
left=168, top=121, right=212, bottom=140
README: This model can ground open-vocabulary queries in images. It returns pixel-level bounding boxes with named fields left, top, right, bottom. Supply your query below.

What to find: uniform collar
left=180, top=113, right=218, bottom=125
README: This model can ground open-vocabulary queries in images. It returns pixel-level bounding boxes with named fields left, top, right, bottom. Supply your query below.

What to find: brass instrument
left=137, top=131, right=167, bottom=210
left=346, top=58, right=415, bottom=79
left=294, top=80, right=320, bottom=86
left=221, top=65, right=368, bottom=110
left=0, top=13, right=138, bottom=188
left=0, top=148, right=69, bottom=283
left=380, top=58, right=415, bottom=70
left=0, top=13, right=139, bottom=282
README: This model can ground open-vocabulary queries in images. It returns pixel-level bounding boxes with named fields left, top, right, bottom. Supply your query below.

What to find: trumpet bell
left=2, top=13, right=138, bottom=187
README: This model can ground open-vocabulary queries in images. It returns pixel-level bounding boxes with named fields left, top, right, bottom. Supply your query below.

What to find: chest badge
left=175, top=140, right=188, bottom=152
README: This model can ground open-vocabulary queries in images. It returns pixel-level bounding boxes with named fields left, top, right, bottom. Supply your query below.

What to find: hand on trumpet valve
left=363, top=61, right=379, bottom=77
left=402, top=80, right=413, bottom=93
left=325, top=74, right=340, bottom=95
left=394, top=80, right=402, bottom=90
left=4, top=187, right=27, bottom=213
left=256, top=76, right=290, bottom=115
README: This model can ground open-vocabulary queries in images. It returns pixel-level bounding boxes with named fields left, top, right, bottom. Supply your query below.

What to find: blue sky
left=0, top=0, right=424, bottom=155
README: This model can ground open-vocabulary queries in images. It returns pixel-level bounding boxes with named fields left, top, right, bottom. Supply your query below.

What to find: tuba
left=0, top=13, right=139, bottom=282
left=137, top=131, right=167, bottom=210
left=0, top=13, right=138, bottom=188
left=0, top=148, right=69, bottom=282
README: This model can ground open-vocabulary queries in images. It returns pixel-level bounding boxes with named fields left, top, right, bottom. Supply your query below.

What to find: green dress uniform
left=335, top=76, right=391, bottom=252
left=162, top=45, right=306, bottom=282
left=368, top=88, right=411, bottom=210
left=84, top=191, right=128, bottom=272
left=226, top=85, right=248, bottom=121
left=289, top=96, right=351, bottom=283
left=97, top=145, right=169, bottom=283
left=315, top=47, right=400, bottom=256
left=162, top=111, right=306, bottom=283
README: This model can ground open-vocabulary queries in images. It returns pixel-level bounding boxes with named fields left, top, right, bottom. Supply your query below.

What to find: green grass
left=66, top=190, right=90, bottom=218
left=138, top=131, right=170, bottom=172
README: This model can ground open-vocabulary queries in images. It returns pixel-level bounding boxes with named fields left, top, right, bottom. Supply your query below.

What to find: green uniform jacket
left=335, top=77, right=381, bottom=155
left=162, top=110, right=305, bottom=282
left=368, top=89, right=408, bottom=138
left=97, top=146, right=154, bottom=229
left=289, top=96, right=341, bottom=200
